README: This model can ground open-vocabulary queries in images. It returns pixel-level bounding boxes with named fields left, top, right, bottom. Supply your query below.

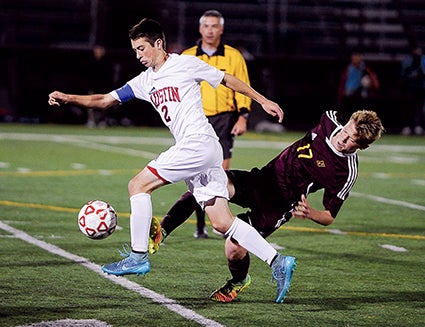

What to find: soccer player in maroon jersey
left=151, top=109, right=384, bottom=302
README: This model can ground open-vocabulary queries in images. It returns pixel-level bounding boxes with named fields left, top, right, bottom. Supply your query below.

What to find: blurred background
left=1, top=0, right=424, bottom=133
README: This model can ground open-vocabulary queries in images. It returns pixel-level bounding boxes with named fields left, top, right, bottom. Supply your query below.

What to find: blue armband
left=115, top=84, right=135, bottom=102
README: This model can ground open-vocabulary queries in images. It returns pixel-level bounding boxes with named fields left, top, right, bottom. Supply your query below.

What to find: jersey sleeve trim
left=337, top=155, right=358, bottom=200
left=325, top=110, right=339, bottom=126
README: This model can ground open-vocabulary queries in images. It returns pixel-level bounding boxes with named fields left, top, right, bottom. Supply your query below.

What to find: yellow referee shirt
left=182, top=41, right=251, bottom=116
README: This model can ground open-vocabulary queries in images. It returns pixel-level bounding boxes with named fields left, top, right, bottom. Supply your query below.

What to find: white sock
left=129, top=193, right=152, bottom=253
left=226, top=217, right=277, bottom=265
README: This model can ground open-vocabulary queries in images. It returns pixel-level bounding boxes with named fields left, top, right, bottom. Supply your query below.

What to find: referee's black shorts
left=207, top=112, right=238, bottom=160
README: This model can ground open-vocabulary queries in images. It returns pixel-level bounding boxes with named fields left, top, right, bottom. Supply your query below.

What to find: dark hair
left=129, top=18, right=166, bottom=49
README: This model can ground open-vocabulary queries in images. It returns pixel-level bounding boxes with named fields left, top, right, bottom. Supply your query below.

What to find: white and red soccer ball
left=78, top=200, right=117, bottom=239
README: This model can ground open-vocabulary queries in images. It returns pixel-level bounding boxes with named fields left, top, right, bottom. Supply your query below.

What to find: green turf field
left=0, top=123, right=424, bottom=327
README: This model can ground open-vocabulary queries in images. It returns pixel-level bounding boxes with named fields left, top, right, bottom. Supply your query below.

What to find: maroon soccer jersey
left=265, top=110, right=358, bottom=218
left=229, top=111, right=359, bottom=236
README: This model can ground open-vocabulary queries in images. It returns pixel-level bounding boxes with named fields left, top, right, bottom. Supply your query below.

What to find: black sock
left=229, top=253, right=250, bottom=283
left=195, top=206, right=206, bottom=233
left=161, top=191, right=198, bottom=235
left=269, top=254, right=279, bottom=267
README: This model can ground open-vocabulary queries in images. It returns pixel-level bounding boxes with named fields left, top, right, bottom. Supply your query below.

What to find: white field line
left=0, top=221, right=225, bottom=327
left=0, top=133, right=164, bottom=159
left=0, top=133, right=174, bottom=146
left=66, top=138, right=159, bottom=159
left=351, top=192, right=425, bottom=212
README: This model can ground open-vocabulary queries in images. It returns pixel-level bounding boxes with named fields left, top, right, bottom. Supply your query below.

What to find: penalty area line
left=0, top=221, right=225, bottom=327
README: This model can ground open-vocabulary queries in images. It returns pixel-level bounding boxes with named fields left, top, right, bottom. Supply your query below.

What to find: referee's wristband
left=239, top=107, right=249, bottom=120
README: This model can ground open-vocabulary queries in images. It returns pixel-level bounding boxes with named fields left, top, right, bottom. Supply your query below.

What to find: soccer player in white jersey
left=48, top=18, right=295, bottom=303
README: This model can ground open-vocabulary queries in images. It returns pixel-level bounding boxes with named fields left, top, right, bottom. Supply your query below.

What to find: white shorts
left=147, top=134, right=229, bottom=207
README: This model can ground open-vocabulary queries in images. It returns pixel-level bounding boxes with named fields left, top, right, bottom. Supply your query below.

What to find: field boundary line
left=0, top=169, right=137, bottom=177
left=0, top=132, right=159, bottom=159
left=351, top=192, right=425, bottom=211
left=0, top=221, right=225, bottom=327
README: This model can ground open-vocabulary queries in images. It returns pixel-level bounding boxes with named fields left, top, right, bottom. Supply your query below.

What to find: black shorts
left=208, top=112, right=238, bottom=159
left=226, top=169, right=294, bottom=237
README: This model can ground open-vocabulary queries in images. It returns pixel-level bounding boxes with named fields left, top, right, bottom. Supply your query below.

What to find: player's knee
left=128, top=175, right=150, bottom=196
left=209, top=220, right=230, bottom=234
left=208, top=214, right=232, bottom=233
left=204, top=200, right=233, bottom=232
left=128, top=177, right=140, bottom=195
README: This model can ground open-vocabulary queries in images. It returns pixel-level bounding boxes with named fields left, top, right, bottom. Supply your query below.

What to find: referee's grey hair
left=199, top=10, right=224, bottom=26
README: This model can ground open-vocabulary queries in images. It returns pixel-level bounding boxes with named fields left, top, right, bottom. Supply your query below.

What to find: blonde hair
left=350, top=110, right=385, bottom=149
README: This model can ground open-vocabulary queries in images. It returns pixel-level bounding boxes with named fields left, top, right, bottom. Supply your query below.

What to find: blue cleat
left=102, top=248, right=150, bottom=276
left=272, top=254, right=296, bottom=303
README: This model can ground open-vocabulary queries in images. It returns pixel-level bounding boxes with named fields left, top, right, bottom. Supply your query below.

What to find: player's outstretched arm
left=222, top=73, right=284, bottom=123
left=48, top=91, right=118, bottom=110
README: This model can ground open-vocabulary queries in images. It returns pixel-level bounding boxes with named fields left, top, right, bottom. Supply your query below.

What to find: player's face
left=131, top=37, right=163, bottom=68
left=199, top=16, right=223, bottom=47
left=332, top=120, right=361, bottom=154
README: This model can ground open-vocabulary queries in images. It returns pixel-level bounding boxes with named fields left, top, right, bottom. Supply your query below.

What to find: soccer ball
left=78, top=200, right=117, bottom=239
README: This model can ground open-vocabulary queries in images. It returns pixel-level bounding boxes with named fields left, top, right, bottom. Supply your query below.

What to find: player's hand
left=292, top=194, right=311, bottom=219
left=231, top=116, right=248, bottom=136
left=48, top=91, right=68, bottom=106
left=293, top=194, right=335, bottom=225
left=262, top=99, right=284, bottom=123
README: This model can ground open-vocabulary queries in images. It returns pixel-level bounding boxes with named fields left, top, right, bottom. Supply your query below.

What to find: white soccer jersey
left=110, top=53, right=225, bottom=143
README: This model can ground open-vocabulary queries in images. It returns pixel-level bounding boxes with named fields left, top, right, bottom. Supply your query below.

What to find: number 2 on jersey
left=161, top=105, right=171, bottom=122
